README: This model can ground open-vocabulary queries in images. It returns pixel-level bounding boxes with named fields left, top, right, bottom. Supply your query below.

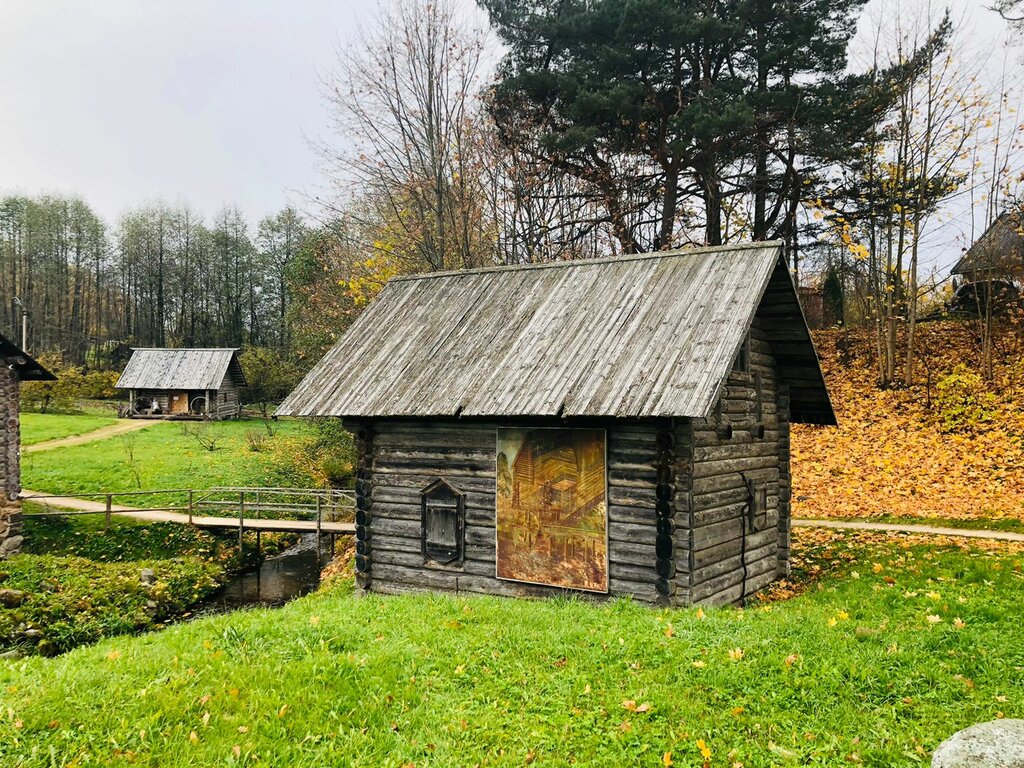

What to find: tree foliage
left=238, top=347, right=305, bottom=418
left=480, top=0, right=878, bottom=254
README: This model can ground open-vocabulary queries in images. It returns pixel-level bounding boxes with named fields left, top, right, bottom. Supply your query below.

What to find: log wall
left=350, top=419, right=663, bottom=603
left=214, top=377, right=241, bottom=419
left=0, top=369, right=22, bottom=557
left=680, top=320, right=785, bottom=605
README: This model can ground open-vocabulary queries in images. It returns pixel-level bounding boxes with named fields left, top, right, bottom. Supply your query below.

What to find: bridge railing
left=20, top=486, right=356, bottom=532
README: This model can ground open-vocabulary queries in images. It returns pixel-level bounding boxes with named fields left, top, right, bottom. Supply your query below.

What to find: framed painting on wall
left=495, top=427, right=608, bottom=592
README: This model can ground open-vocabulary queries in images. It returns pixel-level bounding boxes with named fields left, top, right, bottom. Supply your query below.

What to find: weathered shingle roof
left=278, top=242, right=834, bottom=424
left=0, top=334, right=55, bottom=381
left=951, top=212, right=1024, bottom=276
left=115, top=348, right=246, bottom=391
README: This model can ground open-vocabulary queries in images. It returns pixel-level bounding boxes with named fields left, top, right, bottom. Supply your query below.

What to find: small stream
left=205, top=534, right=332, bottom=610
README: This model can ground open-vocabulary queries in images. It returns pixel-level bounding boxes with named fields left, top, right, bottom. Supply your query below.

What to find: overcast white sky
left=0, top=0, right=1019, bottom=272
left=0, top=0, right=375, bottom=225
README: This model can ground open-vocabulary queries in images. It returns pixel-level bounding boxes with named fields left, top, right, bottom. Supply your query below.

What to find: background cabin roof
left=278, top=242, right=835, bottom=424
left=115, top=348, right=246, bottom=391
left=0, top=333, right=56, bottom=381
left=951, top=212, right=1024, bottom=276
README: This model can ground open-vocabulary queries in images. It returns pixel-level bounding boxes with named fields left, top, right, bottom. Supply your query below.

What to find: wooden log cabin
left=278, top=242, right=835, bottom=605
left=115, top=348, right=246, bottom=420
left=0, top=333, right=55, bottom=558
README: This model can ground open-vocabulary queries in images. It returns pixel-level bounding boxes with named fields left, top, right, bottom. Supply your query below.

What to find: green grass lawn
left=19, top=411, right=119, bottom=446
left=1, top=529, right=1021, bottom=767
left=21, top=418, right=316, bottom=502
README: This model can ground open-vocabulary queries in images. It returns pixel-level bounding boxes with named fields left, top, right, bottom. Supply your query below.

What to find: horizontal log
left=693, top=566, right=779, bottom=607
left=693, top=442, right=779, bottom=462
left=692, top=539, right=777, bottom=582
left=692, top=455, right=779, bottom=480
left=608, top=504, right=657, bottom=526
left=610, top=561, right=656, bottom=583
left=609, top=521, right=659, bottom=545
left=372, top=488, right=495, bottom=509
left=691, top=509, right=778, bottom=550
left=690, top=552, right=778, bottom=603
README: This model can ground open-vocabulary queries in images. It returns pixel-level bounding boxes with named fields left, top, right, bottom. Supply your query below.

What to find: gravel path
left=793, top=517, right=1024, bottom=543
left=24, top=419, right=159, bottom=453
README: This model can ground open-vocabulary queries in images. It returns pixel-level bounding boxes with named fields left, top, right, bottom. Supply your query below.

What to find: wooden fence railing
left=19, top=486, right=356, bottom=546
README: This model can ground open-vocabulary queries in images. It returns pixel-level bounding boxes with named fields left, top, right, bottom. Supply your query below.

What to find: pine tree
left=480, top=0, right=877, bottom=253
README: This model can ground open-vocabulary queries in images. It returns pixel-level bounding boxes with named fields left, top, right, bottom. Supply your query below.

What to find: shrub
left=19, top=355, right=121, bottom=412
left=935, top=364, right=998, bottom=433
left=245, top=429, right=268, bottom=452
left=264, top=419, right=355, bottom=489
left=185, top=423, right=226, bottom=451
left=238, top=348, right=305, bottom=417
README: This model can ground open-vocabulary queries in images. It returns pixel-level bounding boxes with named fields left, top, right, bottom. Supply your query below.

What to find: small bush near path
left=1, top=529, right=1021, bottom=767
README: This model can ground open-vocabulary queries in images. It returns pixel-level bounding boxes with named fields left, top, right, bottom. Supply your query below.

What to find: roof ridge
left=390, top=240, right=784, bottom=284
left=130, top=347, right=240, bottom=352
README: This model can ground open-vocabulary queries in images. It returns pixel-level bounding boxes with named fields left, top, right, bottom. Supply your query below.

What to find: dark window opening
left=421, top=478, right=465, bottom=566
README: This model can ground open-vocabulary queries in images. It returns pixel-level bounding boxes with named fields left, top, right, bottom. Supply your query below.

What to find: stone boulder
left=0, top=588, right=26, bottom=607
left=933, top=720, right=1024, bottom=768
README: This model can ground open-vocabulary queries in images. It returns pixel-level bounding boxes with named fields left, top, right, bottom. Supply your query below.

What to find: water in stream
left=206, top=533, right=332, bottom=609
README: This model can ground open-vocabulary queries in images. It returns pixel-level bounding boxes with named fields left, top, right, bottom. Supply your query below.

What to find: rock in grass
left=932, top=720, right=1024, bottom=767
left=140, top=568, right=156, bottom=586
left=0, top=588, right=26, bottom=607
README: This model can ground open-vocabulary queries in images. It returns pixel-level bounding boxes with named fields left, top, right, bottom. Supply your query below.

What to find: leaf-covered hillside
left=792, top=321, right=1024, bottom=523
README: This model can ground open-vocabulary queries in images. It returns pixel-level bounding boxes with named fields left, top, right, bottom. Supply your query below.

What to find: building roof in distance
left=0, top=334, right=56, bottom=381
left=115, top=348, right=246, bottom=391
left=951, top=211, right=1024, bottom=276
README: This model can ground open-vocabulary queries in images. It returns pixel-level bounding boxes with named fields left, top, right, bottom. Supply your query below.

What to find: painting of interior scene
left=496, top=428, right=608, bottom=592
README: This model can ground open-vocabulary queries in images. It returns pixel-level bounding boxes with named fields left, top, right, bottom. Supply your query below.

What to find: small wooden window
left=745, top=477, right=768, bottom=532
left=421, top=478, right=465, bottom=566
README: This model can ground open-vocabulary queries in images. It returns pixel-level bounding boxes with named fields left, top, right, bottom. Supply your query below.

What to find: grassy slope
left=19, top=412, right=119, bottom=446
left=1, top=530, right=1022, bottom=767
left=21, top=418, right=313, bottom=500
left=793, top=321, right=1024, bottom=524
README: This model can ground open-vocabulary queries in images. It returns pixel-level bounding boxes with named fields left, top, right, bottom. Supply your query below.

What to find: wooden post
left=238, top=491, right=245, bottom=553
left=105, top=493, right=112, bottom=532
left=187, top=489, right=194, bottom=525
left=316, top=495, right=322, bottom=562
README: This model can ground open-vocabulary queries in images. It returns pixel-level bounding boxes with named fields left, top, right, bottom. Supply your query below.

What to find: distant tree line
left=0, top=196, right=324, bottom=367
